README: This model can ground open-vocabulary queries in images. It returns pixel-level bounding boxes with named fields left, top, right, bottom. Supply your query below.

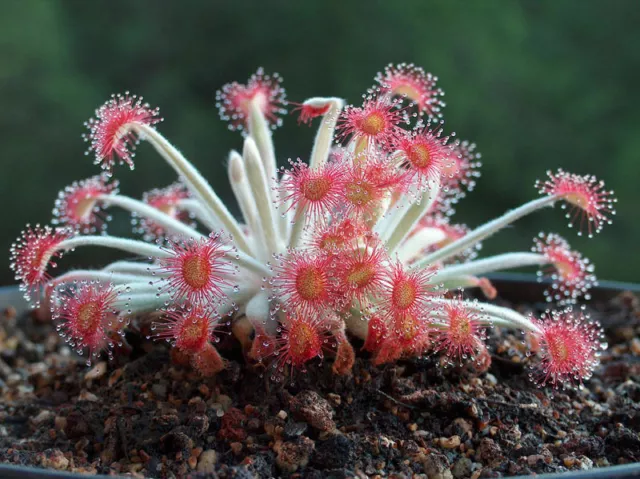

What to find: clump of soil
left=1, top=290, right=639, bottom=478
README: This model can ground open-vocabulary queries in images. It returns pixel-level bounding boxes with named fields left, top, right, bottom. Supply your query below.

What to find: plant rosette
left=9, top=64, right=617, bottom=390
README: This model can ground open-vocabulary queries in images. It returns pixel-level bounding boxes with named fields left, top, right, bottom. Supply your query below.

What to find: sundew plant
left=10, top=64, right=617, bottom=389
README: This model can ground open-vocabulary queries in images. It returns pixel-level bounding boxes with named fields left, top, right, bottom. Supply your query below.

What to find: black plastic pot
left=0, top=463, right=632, bottom=479
left=0, top=285, right=29, bottom=315
left=1, top=278, right=639, bottom=479
left=0, top=464, right=115, bottom=479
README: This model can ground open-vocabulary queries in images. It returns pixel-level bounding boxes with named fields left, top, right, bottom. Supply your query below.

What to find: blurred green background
left=0, top=0, right=638, bottom=284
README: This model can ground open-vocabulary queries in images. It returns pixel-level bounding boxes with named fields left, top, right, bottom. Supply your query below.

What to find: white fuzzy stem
left=439, top=275, right=491, bottom=293
left=59, top=234, right=267, bottom=278
left=102, top=261, right=158, bottom=276
left=433, top=252, right=548, bottom=284
left=228, top=251, right=271, bottom=278
left=344, top=309, right=368, bottom=340
left=114, top=292, right=170, bottom=311
left=229, top=151, right=263, bottom=259
left=118, top=279, right=159, bottom=291
left=243, top=137, right=281, bottom=255
left=346, top=298, right=539, bottom=344
left=375, top=182, right=426, bottom=240
left=308, top=98, right=344, bottom=169
left=51, top=270, right=152, bottom=287
left=248, top=99, right=277, bottom=198
left=481, top=317, right=523, bottom=329
left=288, top=211, right=307, bottom=250
left=396, top=227, right=448, bottom=264
left=135, top=123, right=251, bottom=253
left=385, top=180, right=441, bottom=253
left=178, top=199, right=221, bottom=232
left=414, top=195, right=558, bottom=268
left=102, top=197, right=267, bottom=277
left=218, top=284, right=261, bottom=318
left=369, top=192, right=393, bottom=228
left=100, top=194, right=204, bottom=240
left=60, top=236, right=169, bottom=259
left=373, top=197, right=404, bottom=236
left=428, top=311, right=513, bottom=330
left=431, top=297, right=541, bottom=333
left=116, top=280, right=258, bottom=315
left=284, top=99, right=346, bottom=249
left=277, top=171, right=294, bottom=244
left=245, top=290, right=278, bottom=336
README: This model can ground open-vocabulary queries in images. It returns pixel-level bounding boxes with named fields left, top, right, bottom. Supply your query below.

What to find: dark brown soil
left=1, top=290, right=640, bottom=478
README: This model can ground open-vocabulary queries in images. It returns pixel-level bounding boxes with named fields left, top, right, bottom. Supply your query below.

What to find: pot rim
left=0, top=459, right=639, bottom=479
left=0, top=464, right=114, bottom=479
left=486, top=272, right=640, bottom=294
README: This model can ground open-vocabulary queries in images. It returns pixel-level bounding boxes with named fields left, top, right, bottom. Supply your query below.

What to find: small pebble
left=484, top=373, right=498, bottom=385
left=6, top=374, right=21, bottom=387
left=84, top=362, right=107, bottom=381
left=78, top=390, right=98, bottom=402
left=274, top=437, right=315, bottom=473
left=440, top=435, right=461, bottom=449
left=196, top=450, right=217, bottom=473
left=217, top=394, right=233, bottom=411
left=290, top=390, right=335, bottom=432
left=277, top=410, right=288, bottom=420
left=452, top=457, right=473, bottom=479
left=39, top=449, right=69, bottom=470
left=577, top=455, right=594, bottom=470
left=152, top=383, right=168, bottom=398
left=422, top=452, right=453, bottom=479
left=54, top=416, right=67, bottom=431
left=31, top=410, right=54, bottom=426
